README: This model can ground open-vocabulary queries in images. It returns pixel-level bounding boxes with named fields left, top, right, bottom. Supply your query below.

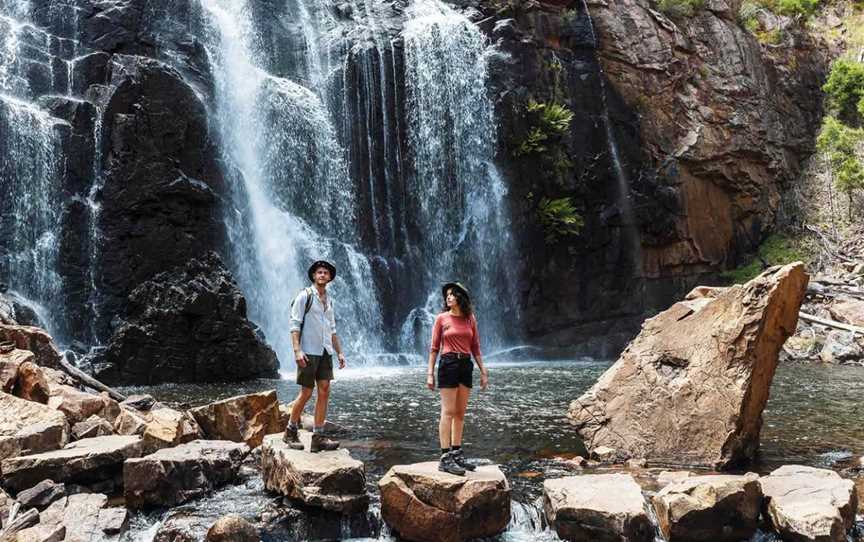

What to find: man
left=282, top=260, right=347, bottom=453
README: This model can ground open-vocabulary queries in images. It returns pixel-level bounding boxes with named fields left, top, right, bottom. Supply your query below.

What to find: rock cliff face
left=480, top=0, right=825, bottom=353
left=0, top=0, right=827, bottom=375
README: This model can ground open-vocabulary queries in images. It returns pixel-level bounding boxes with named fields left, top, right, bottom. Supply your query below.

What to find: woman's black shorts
left=438, top=353, right=473, bottom=388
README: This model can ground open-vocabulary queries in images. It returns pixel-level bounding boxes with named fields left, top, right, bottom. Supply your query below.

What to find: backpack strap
left=299, top=287, right=314, bottom=337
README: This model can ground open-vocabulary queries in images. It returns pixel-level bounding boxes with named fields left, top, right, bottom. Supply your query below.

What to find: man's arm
left=332, top=334, right=346, bottom=369
left=289, top=291, right=307, bottom=367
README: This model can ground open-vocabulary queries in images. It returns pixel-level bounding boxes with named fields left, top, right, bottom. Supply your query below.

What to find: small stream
left=121, top=359, right=864, bottom=541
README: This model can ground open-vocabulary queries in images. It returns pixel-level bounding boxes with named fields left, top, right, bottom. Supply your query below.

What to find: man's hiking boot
left=282, top=425, right=304, bottom=450
left=450, top=449, right=476, bottom=472
left=438, top=451, right=466, bottom=476
left=310, top=432, right=339, bottom=453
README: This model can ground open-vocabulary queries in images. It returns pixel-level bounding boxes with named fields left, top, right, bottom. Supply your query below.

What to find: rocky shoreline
left=0, top=264, right=862, bottom=541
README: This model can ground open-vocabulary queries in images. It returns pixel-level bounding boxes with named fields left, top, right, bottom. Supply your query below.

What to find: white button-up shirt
left=289, top=287, right=336, bottom=356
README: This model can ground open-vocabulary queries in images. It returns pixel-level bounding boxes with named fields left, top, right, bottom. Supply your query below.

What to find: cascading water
left=398, top=0, right=519, bottom=353
left=0, top=0, right=65, bottom=340
left=198, top=0, right=386, bottom=367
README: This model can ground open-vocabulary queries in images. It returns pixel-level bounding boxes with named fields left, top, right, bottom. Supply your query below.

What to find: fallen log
left=799, top=312, right=864, bottom=335
left=58, top=353, right=126, bottom=403
left=0, top=508, right=38, bottom=542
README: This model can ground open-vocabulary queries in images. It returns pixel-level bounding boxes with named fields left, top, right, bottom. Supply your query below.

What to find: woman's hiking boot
left=282, top=425, right=304, bottom=450
left=310, top=432, right=339, bottom=453
left=450, top=449, right=476, bottom=471
left=438, top=451, right=466, bottom=476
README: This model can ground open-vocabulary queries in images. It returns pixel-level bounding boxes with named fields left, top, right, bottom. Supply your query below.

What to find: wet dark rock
left=92, top=55, right=227, bottom=344
left=121, top=394, right=157, bottom=411
left=93, top=254, right=278, bottom=385
left=0, top=292, right=42, bottom=327
left=16, top=479, right=67, bottom=511
left=206, top=514, right=260, bottom=542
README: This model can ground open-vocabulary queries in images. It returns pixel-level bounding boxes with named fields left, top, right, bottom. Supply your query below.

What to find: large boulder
left=206, top=515, right=259, bottom=542
left=190, top=391, right=282, bottom=448
left=1, top=435, right=144, bottom=492
left=828, top=296, right=864, bottom=327
left=760, top=465, right=858, bottom=542
left=818, top=330, right=863, bottom=364
left=16, top=479, right=66, bottom=511
left=379, top=461, right=510, bottom=542
left=124, top=440, right=249, bottom=509
left=0, top=391, right=69, bottom=462
left=114, top=406, right=152, bottom=436
left=93, top=253, right=279, bottom=385
left=261, top=434, right=368, bottom=513
left=543, top=474, right=652, bottom=542
left=14, top=360, right=51, bottom=403
left=652, top=473, right=762, bottom=541
left=0, top=348, right=33, bottom=391
left=568, top=263, right=808, bottom=468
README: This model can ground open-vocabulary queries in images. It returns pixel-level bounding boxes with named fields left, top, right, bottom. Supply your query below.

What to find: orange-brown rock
left=48, top=385, right=120, bottom=425
left=378, top=462, right=510, bottom=542
left=0, top=391, right=69, bottom=462
left=829, top=297, right=864, bottom=327
left=0, top=348, right=33, bottom=392
left=568, top=263, right=808, bottom=468
left=141, top=408, right=202, bottom=451
left=190, top=391, right=281, bottom=448
left=0, top=324, right=63, bottom=368
left=206, top=514, right=259, bottom=542
left=14, top=360, right=51, bottom=403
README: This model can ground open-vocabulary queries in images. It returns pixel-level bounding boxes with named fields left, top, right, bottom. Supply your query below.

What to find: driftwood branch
left=58, top=354, right=126, bottom=402
left=0, top=508, right=38, bottom=541
left=799, top=312, right=864, bottom=335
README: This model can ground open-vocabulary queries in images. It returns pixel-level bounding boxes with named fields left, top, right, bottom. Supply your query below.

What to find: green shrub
left=515, top=101, right=573, bottom=157
left=756, top=28, right=784, bottom=44
left=657, top=0, right=704, bottom=17
left=721, top=234, right=805, bottom=284
left=537, top=197, right=584, bottom=243
left=817, top=116, right=864, bottom=210
left=775, top=0, right=818, bottom=17
left=738, top=0, right=762, bottom=32
left=823, top=58, right=864, bottom=125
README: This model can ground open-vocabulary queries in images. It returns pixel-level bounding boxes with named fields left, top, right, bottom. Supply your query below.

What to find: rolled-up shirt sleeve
left=470, top=315, right=481, bottom=358
left=288, top=289, right=306, bottom=333
left=429, top=315, right=443, bottom=354
left=328, top=301, right=336, bottom=335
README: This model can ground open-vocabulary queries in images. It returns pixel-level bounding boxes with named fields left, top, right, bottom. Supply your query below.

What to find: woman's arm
left=471, top=315, right=488, bottom=390
left=427, top=316, right=442, bottom=390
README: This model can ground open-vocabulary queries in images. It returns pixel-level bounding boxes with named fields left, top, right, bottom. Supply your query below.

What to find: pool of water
left=121, top=359, right=864, bottom=540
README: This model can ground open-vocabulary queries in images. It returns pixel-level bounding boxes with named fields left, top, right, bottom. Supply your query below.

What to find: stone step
left=379, top=461, right=510, bottom=542
left=260, top=433, right=367, bottom=514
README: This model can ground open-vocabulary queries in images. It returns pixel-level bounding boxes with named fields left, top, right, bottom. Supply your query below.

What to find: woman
left=426, top=281, right=489, bottom=475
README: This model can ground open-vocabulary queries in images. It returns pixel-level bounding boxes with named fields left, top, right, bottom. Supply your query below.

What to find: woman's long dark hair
left=442, top=287, right=473, bottom=317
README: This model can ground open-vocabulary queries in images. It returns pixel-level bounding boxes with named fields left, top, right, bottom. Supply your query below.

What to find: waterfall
left=198, top=0, right=386, bottom=367
left=398, top=0, right=519, bottom=353
left=0, top=0, right=65, bottom=340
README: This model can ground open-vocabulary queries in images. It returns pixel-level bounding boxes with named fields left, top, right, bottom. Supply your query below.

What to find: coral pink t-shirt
left=429, top=312, right=481, bottom=358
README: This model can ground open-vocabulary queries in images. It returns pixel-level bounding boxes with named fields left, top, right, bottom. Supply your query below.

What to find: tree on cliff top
left=823, top=58, right=864, bottom=126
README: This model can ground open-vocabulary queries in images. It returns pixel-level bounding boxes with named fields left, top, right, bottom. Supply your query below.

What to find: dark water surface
left=122, top=360, right=864, bottom=540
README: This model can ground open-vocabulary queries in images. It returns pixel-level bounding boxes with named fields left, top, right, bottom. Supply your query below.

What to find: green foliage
left=515, top=100, right=573, bottom=157
left=657, top=0, right=704, bottom=17
left=536, top=197, right=584, bottom=243
left=738, top=1, right=761, bottom=32
left=774, top=0, right=818, bottom=17
left=756, top=28, right=784, bottom=44
left=823, top=58, right=864, bottom=124
left=817, top=116, right=864, bottom=196
left=721, top=234, right=805, bottom=284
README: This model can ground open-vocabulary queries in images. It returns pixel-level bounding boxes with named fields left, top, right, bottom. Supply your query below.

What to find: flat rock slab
left=1, top=435, right=144, bottom=492
left=543, top=473, right=653, bottom=542
left=652, top=473, right=762, bottom=541
left=261, top=434, right=367, bottom=513
left=379, top=461, right=510, bottom=542
left=0, top=391, right=69, bottom=462
left=124, top=439, right=249, bottom=509
left=15, top=492, right=128, bottom=542
left=190, top=390, right=281, bottom=448
left=760, top=465, right=858, bottom=542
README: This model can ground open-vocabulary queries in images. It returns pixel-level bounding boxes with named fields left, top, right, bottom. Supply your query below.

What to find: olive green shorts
left=297, top=353, right=333, bottom=389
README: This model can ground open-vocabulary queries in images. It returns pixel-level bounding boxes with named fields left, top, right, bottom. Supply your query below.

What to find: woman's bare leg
left=439, top=388, right=459, bottom=449
left=451, top=384, right=471, bottom=446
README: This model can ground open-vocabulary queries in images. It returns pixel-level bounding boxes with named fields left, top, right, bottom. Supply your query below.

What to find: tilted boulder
left=14, top=360, right=51, bottom=403
left=0, top=391, right=69, bottom=462
left=0, top=348, right=34, bottom=391
left=48, top=385, right=120, bottom=425
left=760, top=465, right=857, bottom=542
left=261, top=434, right=368, bottom=513
left=114, top=406, right=151, bottom=436
left=652, top=473, right=762, bottom=541
left=543, top=474, right=652, bottom=542
left=379, top=461, right=510, bottom=542
left=569, top=263, right=808, bottom=468
left=190, top=391, right=282, bottom=448
left=72, top=415, right=115, bottom=440
left=16, top=479, right=67, bottom=511
left=1, top=435, right=144, bottom=492
left=0, top=324, right=63, bottom=368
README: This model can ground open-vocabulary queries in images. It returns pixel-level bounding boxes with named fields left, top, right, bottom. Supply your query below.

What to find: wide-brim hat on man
left=441, top=281, right=470, bottom=301
left=308, top=260, right=337, bottom=282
